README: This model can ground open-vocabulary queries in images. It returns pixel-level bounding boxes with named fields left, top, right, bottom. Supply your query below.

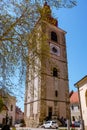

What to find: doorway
left=48, top=107, right=52, bottom=120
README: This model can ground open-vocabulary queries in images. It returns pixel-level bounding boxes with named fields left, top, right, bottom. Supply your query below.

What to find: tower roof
left=42, top=2, right=51, bottom=16
left=70, top=92, right=79, bottom=103
left=41, top=2, right=58, bottom=27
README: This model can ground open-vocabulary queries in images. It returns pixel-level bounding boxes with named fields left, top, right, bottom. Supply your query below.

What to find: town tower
left=24, top=2, right=70, bottom=127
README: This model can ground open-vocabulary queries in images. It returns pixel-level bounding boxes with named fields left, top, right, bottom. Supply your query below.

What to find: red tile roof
left=70, top=92, right=79, bottom=103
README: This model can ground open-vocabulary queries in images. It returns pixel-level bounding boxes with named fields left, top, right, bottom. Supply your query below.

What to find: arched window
left=71, top=105, right=74, bottom=110
left=53, top=68, right=58, bottom=77
left=85, top=90, right=87, bottom=107
left=51, top=31, right=57, bottom=42
left=11, top=105, right=13, bottom=111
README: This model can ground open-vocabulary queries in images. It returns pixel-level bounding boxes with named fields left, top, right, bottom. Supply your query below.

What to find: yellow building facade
left=0, top=89, right=16, bottom=126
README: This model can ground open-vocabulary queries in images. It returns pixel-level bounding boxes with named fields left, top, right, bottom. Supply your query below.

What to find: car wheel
left=41, top=126, right=44, bottom=128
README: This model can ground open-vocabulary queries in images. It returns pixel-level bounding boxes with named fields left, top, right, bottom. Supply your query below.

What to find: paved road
left=14, top=127, right=80, bottom=130
left=0, top=127, right=81, bottom=130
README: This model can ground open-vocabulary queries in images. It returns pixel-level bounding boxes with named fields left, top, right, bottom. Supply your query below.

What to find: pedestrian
left=72, top=120, right=75, bottom=128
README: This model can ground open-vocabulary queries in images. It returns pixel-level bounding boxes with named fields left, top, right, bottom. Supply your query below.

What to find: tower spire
left=44, top=1, right=47, bottom=6
left=41, top=2, right=58, bottom=27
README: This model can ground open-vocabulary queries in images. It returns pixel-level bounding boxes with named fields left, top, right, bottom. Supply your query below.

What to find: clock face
left=52, top=47, right=58, bottom=53
left=50, top=43, right=60, bottom=56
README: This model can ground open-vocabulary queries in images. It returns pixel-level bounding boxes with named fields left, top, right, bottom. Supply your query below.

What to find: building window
left=78, top=105, right=80, bottom=109
left=71, top=105, right=74, bottom=110
left=11, top=105, right=13, bottom=111
left=48, top=107, right=52, bottom=120
left=53, top=68, right=58, bottom=77
left=55, top=90, right=58, bottom=97
left=51, top=31, right=57, bottom=42
left=85, top=90, right=87, bottom=107
left=10, top=116, right=13, bottom=126
left=72, top=116, right=75, bottom=121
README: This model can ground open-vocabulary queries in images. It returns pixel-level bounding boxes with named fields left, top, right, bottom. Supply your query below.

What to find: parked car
left=70, top=121, right=80, bottom=127
left=15, top=119, right=25, bottom=127
left=15, top=123, right=22, bottom=127
left=74, top=121, right=80, bottom=127
left=42, top=120, right=58, bottom=129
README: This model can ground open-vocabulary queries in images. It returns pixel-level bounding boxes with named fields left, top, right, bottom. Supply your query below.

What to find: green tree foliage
left=0, top=0, right=77, bottom=99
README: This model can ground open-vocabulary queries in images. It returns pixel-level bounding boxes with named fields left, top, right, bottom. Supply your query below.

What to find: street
left=13, top=127, right=80, bottom=130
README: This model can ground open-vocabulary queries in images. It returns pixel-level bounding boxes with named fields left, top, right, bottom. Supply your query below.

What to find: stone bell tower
left=24, top=2, right=70, bottom=127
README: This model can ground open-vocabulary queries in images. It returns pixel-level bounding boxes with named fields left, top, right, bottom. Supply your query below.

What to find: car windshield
left=52, top=121, right=56, bottom=123
left=45, top=121, right=57, bottom=124
left=45, top=121, right=51, bottom=124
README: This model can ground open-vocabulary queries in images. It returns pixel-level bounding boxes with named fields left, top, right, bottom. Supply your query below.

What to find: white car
left=15, top=123, right=22, bottom=127
left=42, top=120, right=58, bottom=129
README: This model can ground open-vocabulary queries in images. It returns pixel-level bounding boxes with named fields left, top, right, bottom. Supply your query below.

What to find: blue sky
left=53, top=1, right=87, bottom=91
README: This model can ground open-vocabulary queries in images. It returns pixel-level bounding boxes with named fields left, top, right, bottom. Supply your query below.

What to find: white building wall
left=79, top=83, right=87, bottom=126
left=70, top=105, right=80, bottom=121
